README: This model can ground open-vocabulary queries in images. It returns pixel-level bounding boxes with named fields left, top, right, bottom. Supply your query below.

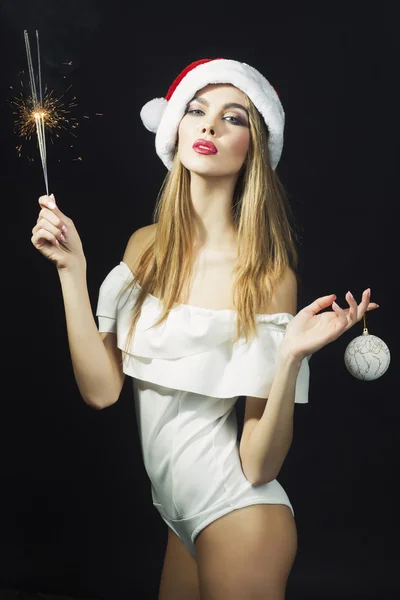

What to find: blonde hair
left=117, top=92, right=302, bottom=364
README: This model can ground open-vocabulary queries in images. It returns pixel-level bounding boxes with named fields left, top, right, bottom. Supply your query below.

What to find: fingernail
left=50, top=193, right=55, bottom=200
left=347, top=291, right=353, bottom=299
left=48, top=201, right=56, bottom=209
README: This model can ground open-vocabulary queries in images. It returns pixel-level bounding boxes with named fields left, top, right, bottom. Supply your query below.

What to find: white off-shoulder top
left=95, top=261, right=311, bottom=401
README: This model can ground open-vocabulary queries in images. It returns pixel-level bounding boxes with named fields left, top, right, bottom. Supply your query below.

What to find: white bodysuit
left=96, top=261, right=311, bottom=557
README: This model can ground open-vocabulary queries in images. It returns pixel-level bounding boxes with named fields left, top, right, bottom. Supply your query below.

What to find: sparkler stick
left=24, top=30, right=49, bottom=195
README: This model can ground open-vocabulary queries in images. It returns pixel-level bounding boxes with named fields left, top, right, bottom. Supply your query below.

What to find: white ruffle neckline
left=96, top=261, right=310, bottom=400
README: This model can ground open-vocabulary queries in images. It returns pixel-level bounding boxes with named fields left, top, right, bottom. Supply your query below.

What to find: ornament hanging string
left=24, top=30, right=49, bottom=195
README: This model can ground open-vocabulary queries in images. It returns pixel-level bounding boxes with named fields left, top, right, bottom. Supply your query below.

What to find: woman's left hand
left=280, top=289, right=379, bottom=362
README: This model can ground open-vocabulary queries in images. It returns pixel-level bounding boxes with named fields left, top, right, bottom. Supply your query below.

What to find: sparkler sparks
left=12, top=89, right=79, bottom=141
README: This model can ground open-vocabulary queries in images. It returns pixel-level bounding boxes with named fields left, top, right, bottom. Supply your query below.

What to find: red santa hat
left=140, top=58, right=285, bottom=171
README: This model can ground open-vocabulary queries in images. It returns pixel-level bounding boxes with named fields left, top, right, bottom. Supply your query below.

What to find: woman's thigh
left=194, top=504, right=297, bottom=600
left=158, top=526, right=201, bottom=600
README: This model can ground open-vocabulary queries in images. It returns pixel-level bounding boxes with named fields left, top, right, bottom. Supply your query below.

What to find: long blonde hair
left=117, top=92, right=302, bottom=364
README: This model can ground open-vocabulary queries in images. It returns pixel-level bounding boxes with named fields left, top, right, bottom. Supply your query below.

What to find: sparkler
left=23, top=30, right=49, bottom=194
left=11, top=32, right=104, bottom=174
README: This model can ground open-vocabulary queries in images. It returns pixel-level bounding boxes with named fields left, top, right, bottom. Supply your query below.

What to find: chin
left=180, top=156, right=242, bottom=178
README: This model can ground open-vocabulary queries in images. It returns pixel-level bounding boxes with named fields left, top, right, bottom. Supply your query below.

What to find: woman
left=31, top=58, right=379, bottom=600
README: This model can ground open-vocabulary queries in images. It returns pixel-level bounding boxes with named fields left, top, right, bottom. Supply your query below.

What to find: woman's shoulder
left=262, top=266, right=298, bottom=315
left=122, top=223, right=157, bottom=276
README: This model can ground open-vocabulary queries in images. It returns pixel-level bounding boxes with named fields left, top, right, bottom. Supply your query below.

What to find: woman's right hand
left=31, top=194, right=86, bottom=271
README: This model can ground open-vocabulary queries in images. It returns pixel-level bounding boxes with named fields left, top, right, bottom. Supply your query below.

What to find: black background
left=0, top=1, right=398, bottom=599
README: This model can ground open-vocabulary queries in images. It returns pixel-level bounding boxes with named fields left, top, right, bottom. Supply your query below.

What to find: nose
left=200, top=124, right=215, bottom=136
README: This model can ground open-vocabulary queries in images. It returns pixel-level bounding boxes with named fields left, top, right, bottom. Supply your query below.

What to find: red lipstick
left=192, top=139, right=218, bottom=154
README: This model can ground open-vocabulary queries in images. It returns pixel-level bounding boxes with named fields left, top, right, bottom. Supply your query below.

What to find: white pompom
left=140, top=97, right=168, bottom=133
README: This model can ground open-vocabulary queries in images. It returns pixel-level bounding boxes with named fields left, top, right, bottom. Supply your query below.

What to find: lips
left=192, top=139, right=218, bottom=154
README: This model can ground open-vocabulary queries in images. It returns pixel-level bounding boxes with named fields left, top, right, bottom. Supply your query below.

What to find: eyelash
left=185, top=108, right=246, bottom=126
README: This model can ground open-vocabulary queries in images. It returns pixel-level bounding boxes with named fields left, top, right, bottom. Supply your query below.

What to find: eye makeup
left=186, top=97, right=249, bottom=125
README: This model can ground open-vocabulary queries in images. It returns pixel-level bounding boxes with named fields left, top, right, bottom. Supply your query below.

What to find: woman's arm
left=58, top=263, right=124, bottom=409
left=239, top=350, right=302, bottom=486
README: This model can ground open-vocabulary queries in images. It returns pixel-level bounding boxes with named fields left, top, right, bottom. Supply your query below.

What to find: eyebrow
left=189, top=96, right=249, bottom=116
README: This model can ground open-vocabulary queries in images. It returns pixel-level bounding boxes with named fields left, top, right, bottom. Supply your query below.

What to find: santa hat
left=140, top=58, right=285, bottom=171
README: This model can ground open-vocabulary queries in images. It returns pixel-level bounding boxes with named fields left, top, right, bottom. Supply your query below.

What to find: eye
left=185, top=109, right=203, bottom=115
left=224, top=115, right=242, bottom=125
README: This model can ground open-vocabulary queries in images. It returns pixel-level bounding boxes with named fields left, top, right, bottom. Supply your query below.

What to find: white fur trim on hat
left=141, top=59, right=285, bottom=171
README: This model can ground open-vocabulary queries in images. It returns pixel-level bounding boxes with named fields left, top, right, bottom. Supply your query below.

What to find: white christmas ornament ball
left=344, top=327, right=390, bottom=381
